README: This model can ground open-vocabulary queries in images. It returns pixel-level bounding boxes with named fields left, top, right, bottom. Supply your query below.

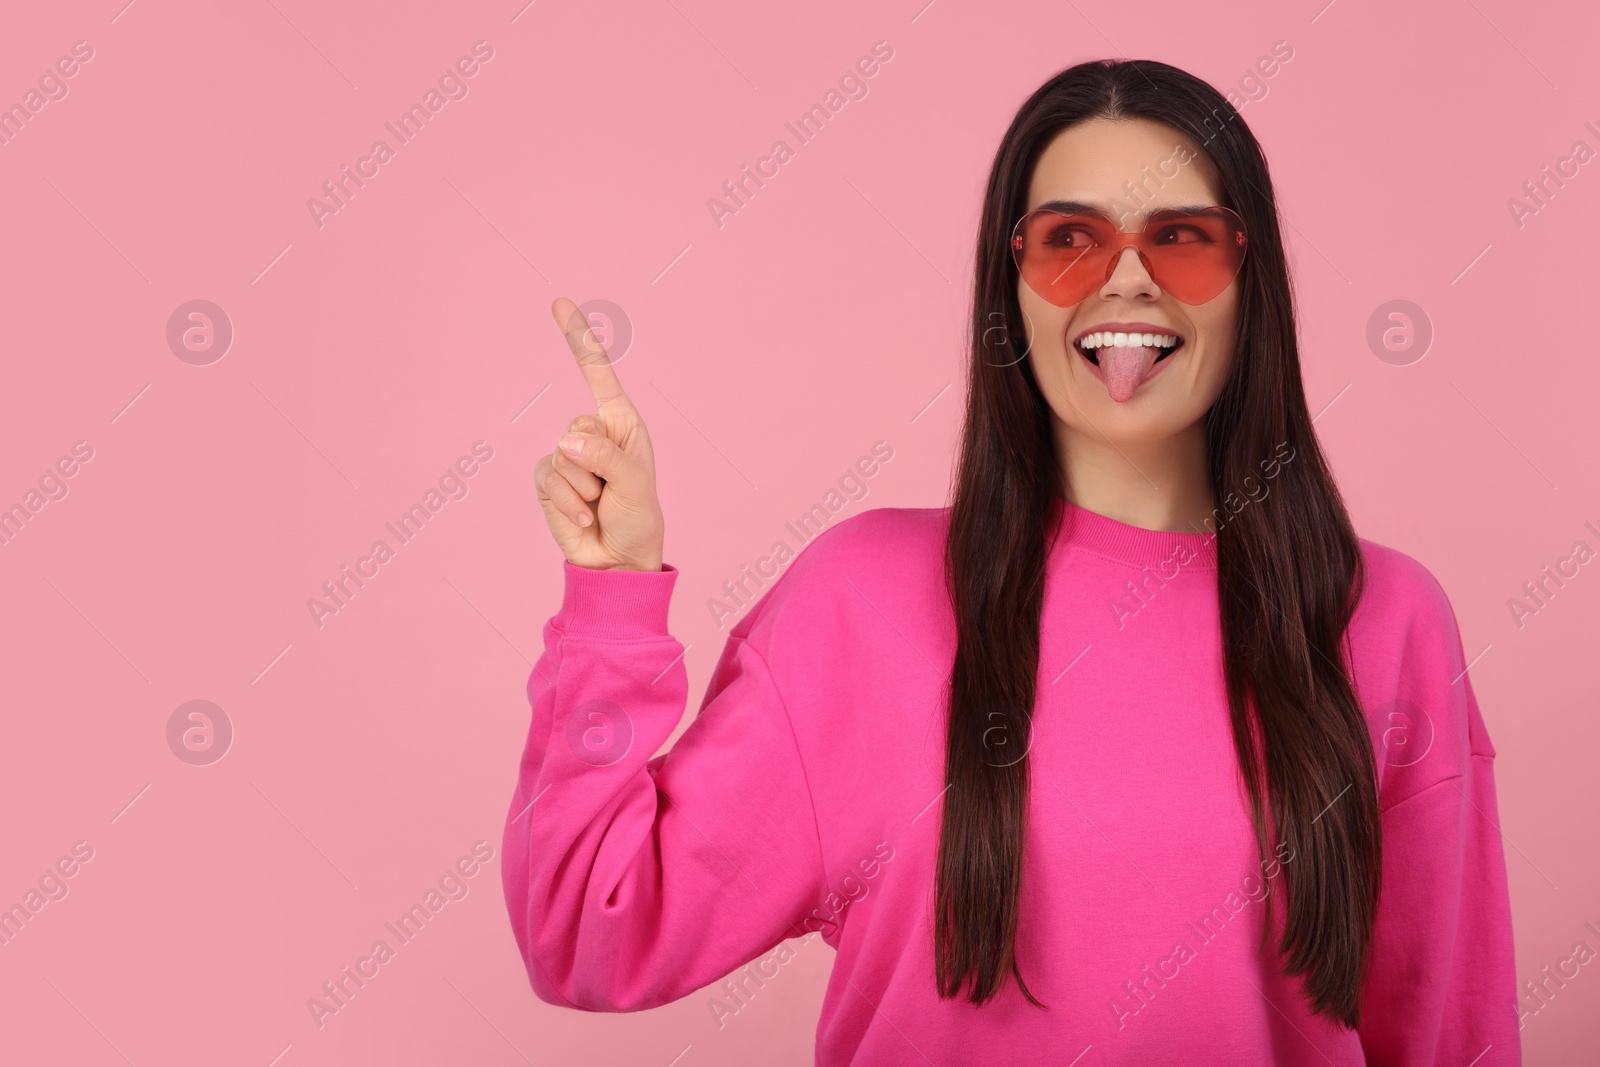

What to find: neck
left=1053, top=417, right=1215, bottom=535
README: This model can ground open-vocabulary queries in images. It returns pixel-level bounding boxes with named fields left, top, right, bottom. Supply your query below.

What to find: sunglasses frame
left=1010, top=204, right=1249, bottom=308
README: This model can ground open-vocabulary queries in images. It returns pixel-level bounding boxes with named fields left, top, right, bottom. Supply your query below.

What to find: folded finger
left=554, top=428, right=632, bottom=487
left=553, top=448, right=604, bottom=501
left=537, top=458, right=593, bottom=528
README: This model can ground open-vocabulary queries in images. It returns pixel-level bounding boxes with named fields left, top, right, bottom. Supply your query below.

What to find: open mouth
left=1074, top=330, right=1185, bottom=366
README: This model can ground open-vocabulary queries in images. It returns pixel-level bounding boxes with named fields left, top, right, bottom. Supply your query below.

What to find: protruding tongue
left=1098, top=344, right=1159, bottom=403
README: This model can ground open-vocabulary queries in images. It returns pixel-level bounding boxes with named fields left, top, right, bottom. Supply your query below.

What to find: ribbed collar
left=1049, top=494, right=1219, bottom=571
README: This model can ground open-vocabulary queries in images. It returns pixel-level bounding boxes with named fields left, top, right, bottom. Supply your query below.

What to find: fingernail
left=559, top=434, right=583, bottom=454
left=577, top=512, right=591, bottom=526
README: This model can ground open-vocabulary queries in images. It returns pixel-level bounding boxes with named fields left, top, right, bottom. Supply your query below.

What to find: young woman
left=502, top=59, right=1520, bottom=1064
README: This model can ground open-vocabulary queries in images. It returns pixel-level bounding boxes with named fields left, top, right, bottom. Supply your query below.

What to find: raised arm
left=501, top=300, right=830, bottom=1012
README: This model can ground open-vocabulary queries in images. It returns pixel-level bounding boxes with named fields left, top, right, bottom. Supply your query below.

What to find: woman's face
left=1016, top=117, right=1240, bottom=445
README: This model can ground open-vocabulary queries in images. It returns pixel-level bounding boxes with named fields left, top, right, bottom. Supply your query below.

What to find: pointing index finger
left=551, top=297, right=630, bottom=410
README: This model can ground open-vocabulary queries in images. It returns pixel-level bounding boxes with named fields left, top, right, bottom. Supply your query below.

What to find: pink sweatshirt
left=501, top=497, right=1520, bottom=1065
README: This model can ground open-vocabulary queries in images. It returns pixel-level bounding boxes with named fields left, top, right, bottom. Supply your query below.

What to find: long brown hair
left=937, top=58, right=1379, bottom=1027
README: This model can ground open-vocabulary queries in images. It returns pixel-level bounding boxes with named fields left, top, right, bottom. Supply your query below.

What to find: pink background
left=2, top=0, right=1596, bottom=1063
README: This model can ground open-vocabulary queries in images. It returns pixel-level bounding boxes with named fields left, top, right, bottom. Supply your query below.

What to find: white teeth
left=1076, top=331, right=1180, bottom=350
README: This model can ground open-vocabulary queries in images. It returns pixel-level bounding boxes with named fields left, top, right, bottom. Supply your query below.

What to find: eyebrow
left=1032, top=199, right=1220, bottom=216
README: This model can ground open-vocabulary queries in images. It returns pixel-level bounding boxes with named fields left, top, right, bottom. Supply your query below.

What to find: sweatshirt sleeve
left=500, top=559, right=830, bottom=1013
left=1355, top=560, right=1521, bottom=1064
left=1356, top=748, right=1521, bottom=1063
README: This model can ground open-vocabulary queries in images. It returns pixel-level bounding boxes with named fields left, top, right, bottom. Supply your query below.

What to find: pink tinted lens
left=1012, top=207, right=1247, bottom=306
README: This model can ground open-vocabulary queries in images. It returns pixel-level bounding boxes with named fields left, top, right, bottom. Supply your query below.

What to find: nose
left=1097, top=246, right=1160, bottom=301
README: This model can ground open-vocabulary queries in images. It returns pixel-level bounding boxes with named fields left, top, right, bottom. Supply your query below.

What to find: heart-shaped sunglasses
left=1011, top=204, right=1248, bottom=307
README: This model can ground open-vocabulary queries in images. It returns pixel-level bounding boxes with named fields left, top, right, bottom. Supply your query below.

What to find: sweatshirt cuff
left=555, top=559, right=679, bottom=640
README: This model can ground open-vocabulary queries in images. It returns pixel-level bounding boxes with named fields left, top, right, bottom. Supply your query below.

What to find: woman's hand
left=534, top=297, right=665, bottom=572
